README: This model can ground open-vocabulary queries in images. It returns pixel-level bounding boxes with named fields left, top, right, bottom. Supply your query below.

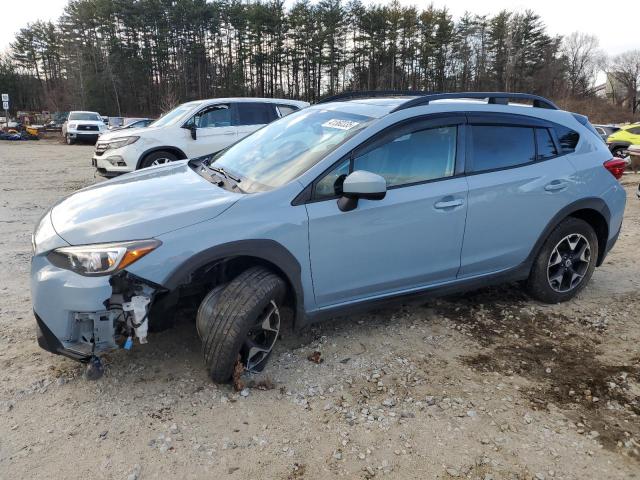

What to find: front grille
left=78, top=124, right=99, bottom=131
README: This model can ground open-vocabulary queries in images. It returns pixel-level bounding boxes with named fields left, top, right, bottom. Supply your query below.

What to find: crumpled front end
left=31, top=253, right=118, bottom=361
left=30, top=212, right=159, bottom=362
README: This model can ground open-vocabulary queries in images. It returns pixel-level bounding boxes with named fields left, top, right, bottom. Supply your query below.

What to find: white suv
left=63, top=111, right=107, bottom=144
left=92, top=97, right=309, bottom=176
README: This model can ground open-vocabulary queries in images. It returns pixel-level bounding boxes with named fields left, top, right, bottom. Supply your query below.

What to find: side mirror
left=337, top=170, right=386, bottom=212
left=183, top=122, right=197, bottom=140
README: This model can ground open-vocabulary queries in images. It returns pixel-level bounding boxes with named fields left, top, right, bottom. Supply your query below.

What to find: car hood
left=99, top=126, right=161, bottom=141
left=68, top=120, right=104, bottom=126
left=50, top=161, right=241, bottom=245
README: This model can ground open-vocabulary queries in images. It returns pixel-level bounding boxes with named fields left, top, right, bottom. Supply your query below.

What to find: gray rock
left=382, top=398, right=396, bottom=408
left=127, top=464, right=141, bottom=480
left=446, top=467, right=460, bottom=477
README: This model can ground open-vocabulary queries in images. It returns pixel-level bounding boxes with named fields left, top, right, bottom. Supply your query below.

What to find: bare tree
left=562, top=32, right=601, bottom=96
left=159, top=88, right=180, bottom=116
left=606, top=50, right=640, bottom=114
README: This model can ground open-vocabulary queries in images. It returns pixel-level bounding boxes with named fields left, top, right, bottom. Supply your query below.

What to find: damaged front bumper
left=31, top=253, right=157, bottom=362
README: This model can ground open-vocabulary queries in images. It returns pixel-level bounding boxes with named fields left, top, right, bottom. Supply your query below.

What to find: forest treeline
left=0, top=0, right=634, bottom=119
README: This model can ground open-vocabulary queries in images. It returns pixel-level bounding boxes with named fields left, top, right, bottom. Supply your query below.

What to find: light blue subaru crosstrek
left=31, top=92, right=626, bottom=382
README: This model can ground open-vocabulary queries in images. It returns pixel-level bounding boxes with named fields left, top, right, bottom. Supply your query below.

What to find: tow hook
left=85, top=355, right=104, bottom=381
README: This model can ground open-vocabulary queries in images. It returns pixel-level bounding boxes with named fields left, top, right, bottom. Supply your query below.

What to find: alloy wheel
left=547, top=233, right=591, bottom=293
left=241, top=300, right=280, bottom=372
left=151, top=157, right=172, bottom=166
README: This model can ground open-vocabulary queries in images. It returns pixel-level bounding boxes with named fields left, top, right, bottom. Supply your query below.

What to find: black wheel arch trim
left=524, top=197, right=611, bottom=269
left=160, top=239, right=305, bottom=325
left=136, top=146, right=188, bottom=169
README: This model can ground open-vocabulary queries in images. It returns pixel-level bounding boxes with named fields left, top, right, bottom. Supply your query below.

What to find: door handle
left=545, top=180, right=567, bottom=192
left=434, top=199, right=464, bottom=209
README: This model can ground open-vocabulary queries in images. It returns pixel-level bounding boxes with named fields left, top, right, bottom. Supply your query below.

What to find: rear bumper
left=602, top=223, right=621, bottom=262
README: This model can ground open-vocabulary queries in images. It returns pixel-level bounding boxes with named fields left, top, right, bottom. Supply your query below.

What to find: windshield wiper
left=208, top=165, right=241, bottom=183
left=202, top=165, right=245, bottom=193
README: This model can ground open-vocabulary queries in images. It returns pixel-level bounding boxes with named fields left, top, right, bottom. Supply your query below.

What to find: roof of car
left=312, top=92, right=562, bottom=119
left=194, top=97, right=310, bottom=107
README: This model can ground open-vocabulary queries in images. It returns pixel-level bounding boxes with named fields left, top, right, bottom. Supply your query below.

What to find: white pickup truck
left=62, top=111, right=107, bottom=144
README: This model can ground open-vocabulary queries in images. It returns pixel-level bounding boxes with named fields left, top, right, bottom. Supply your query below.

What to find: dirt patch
left=444, top=287, right=640, bottom=458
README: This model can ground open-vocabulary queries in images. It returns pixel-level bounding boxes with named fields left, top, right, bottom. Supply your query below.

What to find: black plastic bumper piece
left=34, top=312, right=91, bottom=363
left=599, top=224, right=622, bottom=266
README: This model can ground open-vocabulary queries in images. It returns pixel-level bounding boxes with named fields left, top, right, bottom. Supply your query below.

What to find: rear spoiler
left=572, top=113, right=603, bottom=141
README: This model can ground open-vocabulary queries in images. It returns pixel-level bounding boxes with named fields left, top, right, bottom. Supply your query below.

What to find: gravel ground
left=0, top=140, right=639, bottom=480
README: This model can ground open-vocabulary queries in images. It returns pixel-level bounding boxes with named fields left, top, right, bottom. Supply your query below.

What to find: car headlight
left=47, top=239, right=161, bottom=276
left=107, top=136, right=139, bottom=149
left=68, top=123, right=77, bottom=129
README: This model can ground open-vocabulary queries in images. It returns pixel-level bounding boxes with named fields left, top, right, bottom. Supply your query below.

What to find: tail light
left=603, top=158, right=626, bottom=180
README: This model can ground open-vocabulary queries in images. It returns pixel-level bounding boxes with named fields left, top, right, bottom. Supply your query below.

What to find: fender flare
left=524, top=197, right=611, bottom=269
left=136, top=146, right=188, bottom=169
left=161, top=239, right=306, bottom=323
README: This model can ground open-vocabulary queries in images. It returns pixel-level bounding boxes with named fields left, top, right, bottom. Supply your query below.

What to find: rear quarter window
left=554, top=125, right=580, bottom=154
left=236, top=102, right=278, bottom=126
left=277, top=105, right=298, bottom=117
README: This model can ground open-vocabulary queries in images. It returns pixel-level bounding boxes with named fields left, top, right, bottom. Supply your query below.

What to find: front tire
left=66, top=134, right=75, bottom=145
left=197, top=267, right=286, bottom=383
left=139, top=150, right=177, bottom=169
left=526, top=217, right=598, bottom=303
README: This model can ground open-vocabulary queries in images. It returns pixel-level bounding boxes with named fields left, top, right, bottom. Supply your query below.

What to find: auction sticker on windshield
left=322, top=119, right=360, bottom=130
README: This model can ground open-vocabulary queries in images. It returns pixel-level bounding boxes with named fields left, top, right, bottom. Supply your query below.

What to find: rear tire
left=526, top=217, right=598, bottom=303
left=139, top=150, right=177, bottom=169
left=197, top=267, right=286, bottom=383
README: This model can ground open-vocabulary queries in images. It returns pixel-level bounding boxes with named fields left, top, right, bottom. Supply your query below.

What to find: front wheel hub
left=241, top=300, right=280, bottom=372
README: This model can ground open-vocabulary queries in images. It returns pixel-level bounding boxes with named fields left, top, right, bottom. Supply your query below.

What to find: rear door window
left=470, top=125, right=536, bottom=172
left=235, top=102, right=279, bottom=126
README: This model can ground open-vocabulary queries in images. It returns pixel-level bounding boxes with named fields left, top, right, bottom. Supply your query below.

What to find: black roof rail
left=316, top=90, right=438, bottom=105
left=391, top=92, right=559, bottom=112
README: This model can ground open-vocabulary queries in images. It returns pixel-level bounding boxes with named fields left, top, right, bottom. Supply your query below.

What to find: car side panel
left=460, top=156, right=578, bottom=277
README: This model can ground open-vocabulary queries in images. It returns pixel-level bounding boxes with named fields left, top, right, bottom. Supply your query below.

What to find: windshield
left=68, top=112, right=101, bottom=121
left=211, top=108, right=373, bottom=192
left=150, top=102, right=200, bottom=128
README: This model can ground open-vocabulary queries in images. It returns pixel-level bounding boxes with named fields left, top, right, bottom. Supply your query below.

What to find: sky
left=1, top=0, right=638, bottom=55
